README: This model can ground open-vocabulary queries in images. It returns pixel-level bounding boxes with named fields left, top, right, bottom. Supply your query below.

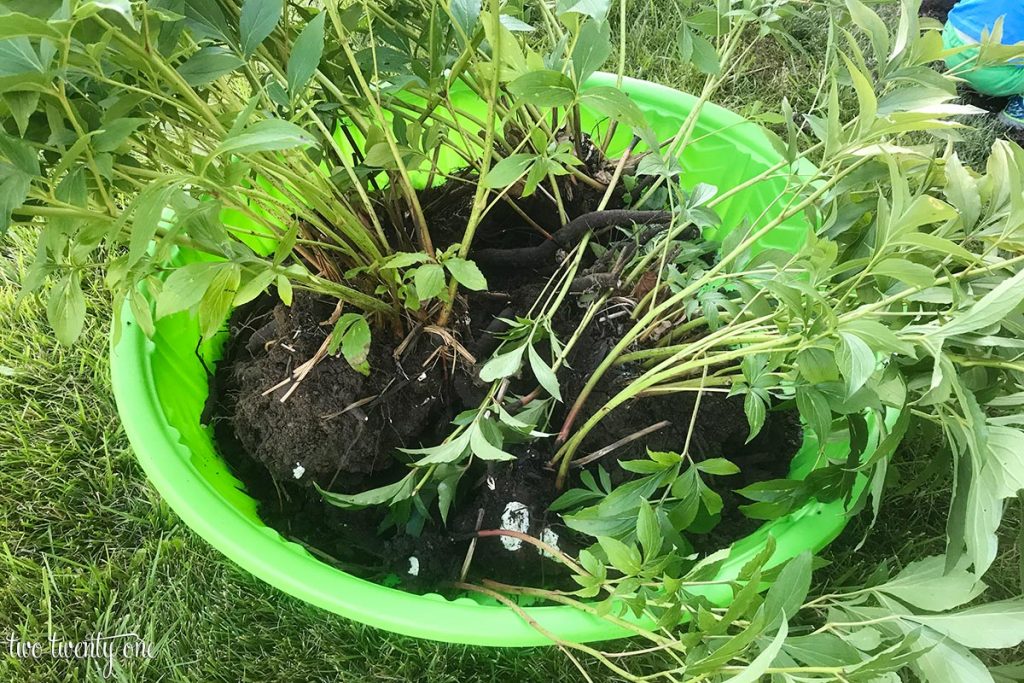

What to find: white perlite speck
left=292, top=462, right=305, bottom=479
left=407, top=556, right=420, bottom=576
left=499, top=501, right=530, bottom=551
left=539, top=527, right=560, bottom=559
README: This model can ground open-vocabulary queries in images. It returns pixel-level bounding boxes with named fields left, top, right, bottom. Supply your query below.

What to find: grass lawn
left=1, top=1, right=1020, bottom=680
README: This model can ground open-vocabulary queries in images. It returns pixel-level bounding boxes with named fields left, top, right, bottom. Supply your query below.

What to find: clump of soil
left=207, top=162, right=804, bottom=592
left=920, top=0, right=954, bottom=23
left=223, top=293, right=450, bottom=489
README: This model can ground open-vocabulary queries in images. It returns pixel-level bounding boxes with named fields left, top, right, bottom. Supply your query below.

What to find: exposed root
left=261, top=334, right=332, bottom=403
left=571, top=420, right=673, bottom=469
left=472, top=209, right=675, bottom=270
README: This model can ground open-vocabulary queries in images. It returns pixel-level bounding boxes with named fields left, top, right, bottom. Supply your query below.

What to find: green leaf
left=340, top=315, right=371, bottom=375
left=381, top=251, right=429, bottom=269
left=796, top=347, right=839, bottom=383
left=450, top=0, right=481, bottom=40
left=0, top=36, right=43, bottom=74
left=483, top=154, right=534, bottom=188
left=936, top=269, right=1024, bottom=340
left=444, top=257, right=487, bottom=290
left=557, top=0, right=611, bottom=22
left=763, top=552, right=811, bottom=627
left=0, top=138, right=35, bottom=236
left=696, top=458, right=741, bottom=476
left=362, top=142, right=399, bottom=168
left=676, top=25, right=693, bottom=62
left=328, top=313, right=371, bottom=375
left=986, top=426, right=1024, bottom=499
left=527, top=343, right=562, bottom=401
left=229, top=94, right=262, bottom=138
left=437, top=466, right=465, bottom=523
left=47, top=272, right=86, bottom=346
left=874, top=556, right=986, bottom=612
left=845, top=0, right=890, bottom=67
left=782, top=634, right=862, bottom=668
left=233, top=268, right=276, bottom=306
left=841, top=53, right=877, bottom=136
left=873, top=257, right=935, bottom=289
left=93, top=118, right=147, bottom=153
left=413, top=262, right=445, bottom=301
left=478, top=344, right=526, bottom=382
left=0, top=132, right=39, bottom=176
left=944, top=152, right=981, bottom=228
left=721, top=617, right=788, bottom=683
left=273, top=223, right=298, bottom=266
left=549, top=487, right=603, bottom=513
left=0, top=12, right=63, bottom=40
left=570, top=20, right=610, bottom=84
left=499, top=14, right=533, bottom=32
left=689, top=31, right=721, bottom=75
left=326, top=313, right=356, bottom=355
left=911, top=630, right=994, bottom=683
left=177, top=47, right=244, bottom=87
left=197, top=264, right=240, bottom=338
left=4, top=90, right=39, bottom=136
left=287, top=12, right=326, bottom=99
left=156, top=261, right=227, bottom=319
left=893, top=231, right=975, bottom=263
left=128, top=184, right=176, bottom=267
left=129, top=288, right=155, bottom=338
left=841, top=319, right=916, bottom=357
left=78, top=0, right=136, bottom=28
left=402, top=430, right=472, bottom=465
left=508, top=70, right=576, bottom=107
left=240, top=0, right=282, bottom=57
left=796, top=386, right=833, bottom=445
left=319, top=472, right=416, bottom=508
left=276, top=273, right=292, bottom=305
left=636, top=499, right=662, bottom=560
left=965, top=458, right=1000, bottom=577
left=580, top=86, right=646, bottom=128
left=858, top=403, right=910, bottom=471
left=743, top=391, right=766, bottom=442
left=898, top=194, right=959, bottom=233
left=597, top=536, right=642, bottom=575
left=469, top=422, right=516, bottom=461
left=902, top=599, right=1024, bottom=649
left=182, top=0, right=233, bottom=43
left=736, top=478, right=803, bottom=503
left=214, top=119, right=317, bottom=157
left=836, top=331, right=876, bottom=397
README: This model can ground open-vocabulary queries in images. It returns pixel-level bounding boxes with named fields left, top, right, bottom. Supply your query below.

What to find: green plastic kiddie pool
left=110, top=73, right=883, bottom=646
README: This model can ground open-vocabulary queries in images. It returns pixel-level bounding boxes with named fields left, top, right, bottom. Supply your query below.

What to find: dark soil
left=920, top=0, right=954, bottom=23
left=225, top=293, right=450, bottom=488
left=207, top=162, right=804, bottom=592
